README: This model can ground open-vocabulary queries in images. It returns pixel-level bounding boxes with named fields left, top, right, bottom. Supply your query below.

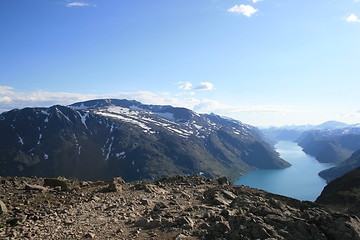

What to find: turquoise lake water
left=234, top=141, right=334, bottom=201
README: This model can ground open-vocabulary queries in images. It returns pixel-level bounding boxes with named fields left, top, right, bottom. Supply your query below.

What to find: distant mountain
left=297, top=128, right=360, bottom=164
left=0, top=99, right=289, bottom=182
left=260, top=121, right=355, bottom=142
left=316, top=167, right=360, bottom=217
left=316, top=121, right=350, bottom=130
left=319, top=150, right=360, bottom=183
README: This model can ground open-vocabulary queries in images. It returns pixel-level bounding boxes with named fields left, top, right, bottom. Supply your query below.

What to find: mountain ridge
left=0, top=99, right=289, bottom=182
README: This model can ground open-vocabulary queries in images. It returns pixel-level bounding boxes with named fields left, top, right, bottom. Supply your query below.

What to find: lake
left=234, top=141, right=334, bottom=201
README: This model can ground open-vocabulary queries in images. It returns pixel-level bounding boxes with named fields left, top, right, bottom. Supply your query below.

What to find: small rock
left=83, top=232, right=96, bottom=239
left=153, top=202, right=167, bottom=211
left=217, top=176, right=231, bottom=185
left=174, top=233, right=190, bottom=239
left=63, top=219, right=74, bottom=225
left=139, top=199, right=151, bottom=205
left=177, top=216, right=194, bottom=229
left=6, top=215, right=27, bottom=226
left=0, top=200, right=8, bottom=215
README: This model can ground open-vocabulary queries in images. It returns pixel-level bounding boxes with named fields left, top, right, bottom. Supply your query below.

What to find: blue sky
left=1, top=0, right=360, bottom=126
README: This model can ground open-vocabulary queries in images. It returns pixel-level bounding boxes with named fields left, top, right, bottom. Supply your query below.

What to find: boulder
left=204, top=188, right=237, bottom=206
left=44, top=178, right=70, bottom=191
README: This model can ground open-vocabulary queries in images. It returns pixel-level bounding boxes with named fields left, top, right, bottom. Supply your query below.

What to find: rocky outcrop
left=1, top=175, right=359, bottom=239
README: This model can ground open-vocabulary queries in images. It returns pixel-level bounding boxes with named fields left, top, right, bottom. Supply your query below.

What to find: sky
left=1, top=0, right=360, bottom=127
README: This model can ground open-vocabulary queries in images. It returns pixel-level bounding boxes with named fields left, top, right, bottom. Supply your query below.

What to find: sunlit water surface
left=235, top=141, right=334, bottom=201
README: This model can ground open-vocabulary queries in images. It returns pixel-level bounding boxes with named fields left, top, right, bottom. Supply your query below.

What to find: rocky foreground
left=1, top=175, right=360, bottom=240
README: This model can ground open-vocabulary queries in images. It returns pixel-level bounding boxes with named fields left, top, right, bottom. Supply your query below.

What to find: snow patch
left=70, top=103, right=91, bottom=110
left=17, top=134, right=24, bottom=145
left=57, top=108, right=72, bottom=123
left=105, top=137, right=114, bottom=161
left=96, top=112, right=152, bottom=132
left=154, top=112, right=175, bottom=121
left=41, top=110, right=50, bottom=122
left=116, top=152, right=126, bottom=159
left=76, top=111, right=89, bottom=129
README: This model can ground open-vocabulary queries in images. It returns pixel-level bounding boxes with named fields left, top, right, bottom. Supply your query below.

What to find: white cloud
left=228, top=4, right=258, bottom=17
left=0, top=86, right=291, bottom=118
left=66, top=2, right=96, bottom=7
left=346, top=13, right=360, bottom=22
left=252, top=0, right=263, bottom=3
left=194, top=82, right=216, bottom=91
left=0, top=86, right=14, bottom=95
left=193, top=101, right=291, bottom=114
left=177, top=82, right=193, bottom=90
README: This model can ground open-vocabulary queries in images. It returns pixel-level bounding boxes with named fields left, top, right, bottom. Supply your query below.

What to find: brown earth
left=1, top=175, right=360, bottom=240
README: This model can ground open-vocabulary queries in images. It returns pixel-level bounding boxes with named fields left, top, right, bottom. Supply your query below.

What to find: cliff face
left=1, top=175, right=360, bottom=239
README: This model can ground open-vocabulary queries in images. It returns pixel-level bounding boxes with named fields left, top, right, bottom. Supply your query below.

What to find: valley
left=235, top=141, right=333, bottom=201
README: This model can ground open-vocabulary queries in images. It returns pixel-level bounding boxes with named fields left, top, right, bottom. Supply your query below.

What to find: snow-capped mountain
left=0, top=99, right=289, bottom=182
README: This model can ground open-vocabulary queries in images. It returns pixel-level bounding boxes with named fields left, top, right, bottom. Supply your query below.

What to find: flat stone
left=24, top=183, right=49, bottom=192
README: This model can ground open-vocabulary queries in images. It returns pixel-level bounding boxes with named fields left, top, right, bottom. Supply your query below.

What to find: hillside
left=0, top=99, right=289, bottom=182
left=319, top=150, right=360, bottom=183
left=1, top=175, right=360, bottom=239
left=297, top=128, right=360, bottom=164
left=316, top=167, right=360, bottom=218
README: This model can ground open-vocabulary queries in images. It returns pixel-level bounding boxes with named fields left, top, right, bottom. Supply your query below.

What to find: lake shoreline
left=235, top=141, right=334, bottom=201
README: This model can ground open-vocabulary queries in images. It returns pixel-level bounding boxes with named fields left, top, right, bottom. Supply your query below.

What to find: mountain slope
left=319, top=150, right=360, bottom=183
left=0, top=99, right=289, bottom=182
left=296, top=129, right=360, bottom=164
left=316, top=167, right=360, bottom=218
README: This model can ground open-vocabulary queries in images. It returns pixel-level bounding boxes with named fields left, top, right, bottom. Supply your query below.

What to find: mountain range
left=0, top=99, right=289, bottom=182
left=297, top=128, right=360, bottom=164
left=261, top=121, right=360, bottom=182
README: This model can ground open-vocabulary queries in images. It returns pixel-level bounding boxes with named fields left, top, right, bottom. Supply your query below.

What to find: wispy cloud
left=252, top=0, right=263, bottom=3
left=346, top=13, right=360, bottom=22
left=66, top=2, right=96, bottom=7
left=194, top=82, right=216, bottom=91
left=228, top=4, right=258, bottom=17
left=0, top=86, right=14, bottom=95
left=193, top=100, right=291, bottom=114
left=0, top=86, right=289, bottom=116
left=177, top=82, right=193, bottom=90
left=176, top=81, right=215, bottom=91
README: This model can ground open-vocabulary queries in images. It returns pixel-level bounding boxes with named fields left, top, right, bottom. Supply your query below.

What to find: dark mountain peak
left=70, top=99, right=196, bottom=122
